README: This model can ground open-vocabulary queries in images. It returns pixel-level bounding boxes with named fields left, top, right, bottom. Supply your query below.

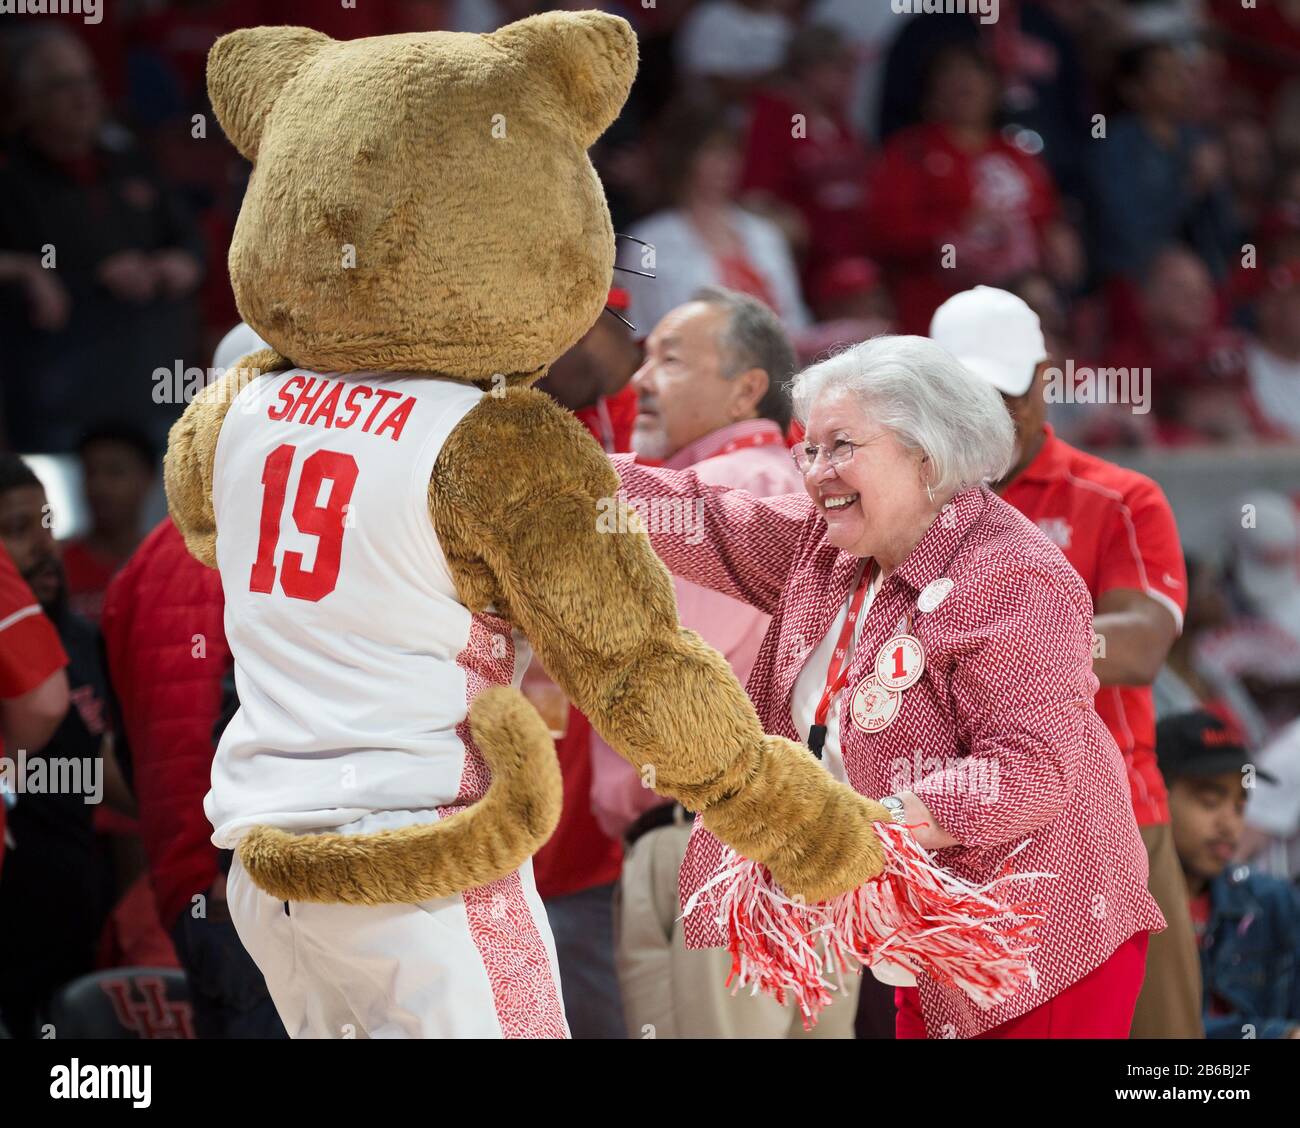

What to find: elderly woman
left=612, top=335, right=1165, bottom=1039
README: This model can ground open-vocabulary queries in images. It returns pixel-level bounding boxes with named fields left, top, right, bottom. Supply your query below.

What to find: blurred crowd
left=4, top=1, right=1300, bottom=449
left=0, top=0, right=1297, bottom=1039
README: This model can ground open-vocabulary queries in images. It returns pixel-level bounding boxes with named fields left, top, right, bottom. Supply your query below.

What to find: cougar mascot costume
left=164, top=12, right=890, bottom=1038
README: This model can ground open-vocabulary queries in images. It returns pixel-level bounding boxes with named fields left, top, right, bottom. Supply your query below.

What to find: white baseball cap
left=929, top=286, right=1047, bottom=397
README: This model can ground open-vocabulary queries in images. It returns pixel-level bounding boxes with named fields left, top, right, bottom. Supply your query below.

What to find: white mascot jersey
left=206, top=369, right=532, bottom=848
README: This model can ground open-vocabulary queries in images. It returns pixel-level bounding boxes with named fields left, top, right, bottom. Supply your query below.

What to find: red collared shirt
left=1000, top=425, right=1187, bottom=826
left=611, top=457, right=1165, bottom=1038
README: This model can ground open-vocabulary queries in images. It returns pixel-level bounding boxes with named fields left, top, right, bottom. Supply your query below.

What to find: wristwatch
left=880, top=795, right=907, bottom=825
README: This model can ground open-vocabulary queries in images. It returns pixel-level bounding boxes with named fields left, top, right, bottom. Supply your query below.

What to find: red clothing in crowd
left=1001, top=426, right=1187, bottom=827
left=1107, top=324, right=1283, bottom=444
left=571, top=384, right=638, bottom=462
left=0, top=546, right=69, bottom=876
left=740, top=89, right=872, bottom=290
left=1208, top=0, right=1300, bottom=116
left=61, top=539, right=125, bottom=626
left=101, top=519, right=229, bottom=929
left=868, top=123, right=1058, bottom=334
left=529, top=387, right=635, bottom=899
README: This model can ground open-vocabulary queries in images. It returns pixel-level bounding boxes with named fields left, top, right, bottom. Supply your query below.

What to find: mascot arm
left=163, top=348, right=284, bottom=567
left=431, top=388, right=889, bottom=904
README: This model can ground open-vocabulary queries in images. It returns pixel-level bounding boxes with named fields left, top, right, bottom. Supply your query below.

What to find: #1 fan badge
left=850, top=675, right=900, bottom=734
left=875, top=633, right=924, bottom=692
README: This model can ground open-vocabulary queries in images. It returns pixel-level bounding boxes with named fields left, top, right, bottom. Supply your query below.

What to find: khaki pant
left=614, top=823, right=860, bottom=1038
left=1130, top=820, right=1205, bottom=1038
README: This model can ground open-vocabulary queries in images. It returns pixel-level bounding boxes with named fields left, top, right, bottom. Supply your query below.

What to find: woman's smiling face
left=800, top=390, right=931, bottom=561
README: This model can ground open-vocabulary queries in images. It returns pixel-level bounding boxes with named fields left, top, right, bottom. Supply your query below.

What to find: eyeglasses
left=603, top=234, right=656, bottom=334
left=791, top=436, right=877, bottom=474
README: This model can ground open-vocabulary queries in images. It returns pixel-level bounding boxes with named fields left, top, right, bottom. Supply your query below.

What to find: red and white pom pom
left=682, top=821, right=1052, bottom=1028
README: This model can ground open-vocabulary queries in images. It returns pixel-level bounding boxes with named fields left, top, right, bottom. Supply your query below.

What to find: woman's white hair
left=791, top=335, right=1015, bottom=499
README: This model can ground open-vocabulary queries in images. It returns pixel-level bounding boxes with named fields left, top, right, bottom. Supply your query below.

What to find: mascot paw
left=765, top=790, right=893, bottom=905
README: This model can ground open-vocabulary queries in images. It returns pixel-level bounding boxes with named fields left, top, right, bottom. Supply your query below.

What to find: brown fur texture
left=166, top=12, right=888, bottom=907
left=430, top=389, right=892, bottom=902
left=209, top=15, right=633, bottom=382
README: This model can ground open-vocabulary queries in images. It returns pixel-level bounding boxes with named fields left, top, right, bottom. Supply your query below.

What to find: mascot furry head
left=212, top=15, right=627, bottom=381
left=164, top=12, right=889, bottom=908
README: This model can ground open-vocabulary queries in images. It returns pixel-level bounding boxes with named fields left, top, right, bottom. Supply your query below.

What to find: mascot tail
left=236, top=686, right=563, bottom=904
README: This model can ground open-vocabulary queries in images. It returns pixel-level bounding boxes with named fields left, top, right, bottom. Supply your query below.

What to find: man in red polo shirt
left=932, top=286, right=1203, bottom=1039
left=0, top=544, right=70, bottom=881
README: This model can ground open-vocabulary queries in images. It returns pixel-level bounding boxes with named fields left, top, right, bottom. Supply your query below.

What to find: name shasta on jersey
left=267, top=374, right=417, bottom=442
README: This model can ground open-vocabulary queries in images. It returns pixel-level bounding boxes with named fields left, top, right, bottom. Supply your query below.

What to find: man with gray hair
left=592, top=287, right=860, bottom=1037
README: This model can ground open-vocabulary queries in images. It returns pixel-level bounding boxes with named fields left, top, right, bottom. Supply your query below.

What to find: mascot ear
left=491, top=11, right=638, bottom=148
left=207, top=26, right=333, bottom=161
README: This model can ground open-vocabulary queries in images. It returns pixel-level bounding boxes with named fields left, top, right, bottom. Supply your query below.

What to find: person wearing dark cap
left=1158, top=710, right=1300, bottom=1039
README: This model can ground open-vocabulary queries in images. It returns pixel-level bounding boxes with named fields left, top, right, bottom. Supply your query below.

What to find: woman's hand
left=894, top=789, right=959, bottom=851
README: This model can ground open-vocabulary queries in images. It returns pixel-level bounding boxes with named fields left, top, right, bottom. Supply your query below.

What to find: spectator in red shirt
left=868, top=43, right=1079, bottom=335
left=0, top=542, right=69, bottom=880
left=61, top=423, right=156, bottom=625
left=794, top=255, right=896, bottom=370
left=932, top=285, right=1203, bottom=1039
left=0, top=454, right=137, bottom=1037
left=739, top=23, right=871, bottom=293
left=1107, top=245, right=1262, bottom=445
left=536, top=289, right=641, bottom=446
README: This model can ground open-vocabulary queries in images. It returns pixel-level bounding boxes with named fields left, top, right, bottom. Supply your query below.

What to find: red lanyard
left=808, top=561, right=876, bottom=758
left=718, top=430, right=785, bottom=456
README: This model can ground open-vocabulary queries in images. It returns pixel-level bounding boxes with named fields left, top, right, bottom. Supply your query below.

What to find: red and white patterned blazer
left=611, top=456, right=1166, bottom=1038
